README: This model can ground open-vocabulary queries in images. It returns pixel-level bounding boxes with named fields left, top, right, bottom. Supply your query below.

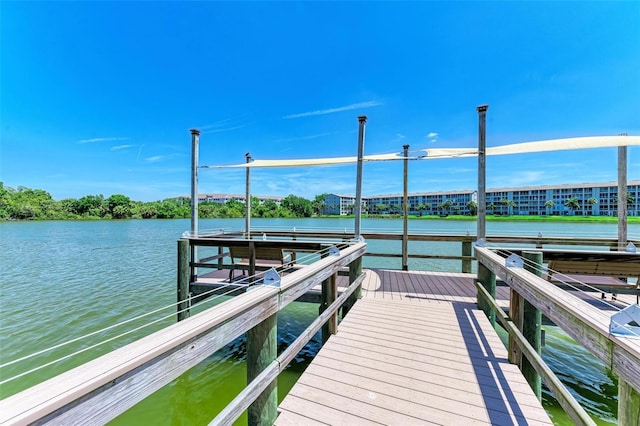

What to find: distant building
left=323, top=194, right=358, bottom=215
left=323, top=181, right=640, bottom=217
left=175, top=193, right=283, bottom=205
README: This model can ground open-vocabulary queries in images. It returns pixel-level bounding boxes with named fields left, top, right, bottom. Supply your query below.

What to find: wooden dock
left=276, top=269, right=552, bottom=425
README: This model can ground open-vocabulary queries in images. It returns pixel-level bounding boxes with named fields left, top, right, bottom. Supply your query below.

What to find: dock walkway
left=275, top=269, right=552, bottom=425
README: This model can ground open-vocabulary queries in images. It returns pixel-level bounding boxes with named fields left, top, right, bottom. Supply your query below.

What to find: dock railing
left=0, top=241, right=367, bottom=425
left=187, top=228, right=629, bottom=275
left=475, top=246, right=640, bottom=425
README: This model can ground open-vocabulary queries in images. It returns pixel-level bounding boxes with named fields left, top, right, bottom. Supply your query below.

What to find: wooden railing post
left=177, top=238, right=191, bottom=322
left=217, top=246, right=223, bottom=270
left=462, top=240, right=472, bottom=273
left=343, top=256, right=363, bottom=316
left=508, top=289, right=522, bottom=365
left=477, top=263, right=496, bottom=326
left=521, top=251, right=543, bottom=400
left=320, top=273, right=338, bottom=344
left=247, top=313, right=278, bottom=426
left=619, top=378, right=640, bottom=425
left=249, top=240, right=256, bottom=278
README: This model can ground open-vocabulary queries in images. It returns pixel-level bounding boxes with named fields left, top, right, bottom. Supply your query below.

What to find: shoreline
left=2, top=215, right=639, bottom=224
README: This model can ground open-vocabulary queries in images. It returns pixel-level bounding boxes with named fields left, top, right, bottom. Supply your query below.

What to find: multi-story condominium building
left=323, top=181, right=640, bottom=217
left=177, top=193, right=283, bottom=205
left=323, top=194, right=359, bottom=216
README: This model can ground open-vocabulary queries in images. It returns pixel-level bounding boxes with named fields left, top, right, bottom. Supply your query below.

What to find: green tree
left=106, top=194, right=132, bottom=219
left=74, top=195, right=106, bottom=216
left=613, top=194, right=635, bottom=205
left=544, top=200, right=555, bottom=216
left=376, top=204, right=389, bottom=215
left=312, top=194, right=328, bottom=216
left=466, top=200, right=478, bottom=216
left=586, top=197, right=598, bottom=215
left=280, top=195, right=312, bottom=217
left=416, top=203, right=431, bottom=215
left=438, top=199, right=453, bottom=216
left=564, top=197, right=580, bottom=215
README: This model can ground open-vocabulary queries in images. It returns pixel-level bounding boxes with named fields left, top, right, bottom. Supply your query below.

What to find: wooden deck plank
left=300, top=364, right=550, bottom=424
left=271, top=409, right=329, bottom=426
left=277, top=274, right=551, bottom=426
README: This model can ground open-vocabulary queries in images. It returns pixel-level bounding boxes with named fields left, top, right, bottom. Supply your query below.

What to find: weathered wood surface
left=200, top=230, right=637, bottom=248
left=276, top=297, right=552, bottom=425
left=359, top=268, right=511, bottom=308
left=475, top=246, right=640, bottom=394
left=0, top=243, right=366, bottom=425
left=476, top=283, right=596, bottom=426
left=0, top=286, right=279, bottom=425
left=211, top=273, right=366, bottom=426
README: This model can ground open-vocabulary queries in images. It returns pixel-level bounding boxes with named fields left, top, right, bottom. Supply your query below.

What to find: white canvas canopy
left=420, top=136, right=640, bottom=159
left=201, top=135, right=639, bottom=169
left=201, top=152, right=404, bottom=168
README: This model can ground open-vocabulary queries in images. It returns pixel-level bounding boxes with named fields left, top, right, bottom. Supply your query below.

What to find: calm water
left=1, top=218, right=637, bottom=424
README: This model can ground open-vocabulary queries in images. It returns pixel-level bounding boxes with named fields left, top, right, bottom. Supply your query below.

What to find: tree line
left=0, top=183, right=329, bottom=221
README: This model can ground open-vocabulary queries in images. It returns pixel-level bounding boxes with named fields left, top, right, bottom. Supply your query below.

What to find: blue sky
left=1, top=1, right=638, bottom=202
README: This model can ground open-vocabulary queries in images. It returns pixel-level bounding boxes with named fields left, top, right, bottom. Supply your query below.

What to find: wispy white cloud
left=136, top=144, right=145, bottom=162
left=201, top=125, right=246, bottom=135
left=78, top=137, right=128, bottom=144
left=426, top=132, right=439, bottom=143
left=199, top=118, right=236, bottom=130
left=197, top=116, right=249, bottom=134
left=391, top=134, right=406, bottom=144
left=274, top=132, right=333, bottom=143
left=111, top=144, right=134, bottom=151
left=283, top=100, right=383, bottom=119
left=145, top=154, right=181, bottom=163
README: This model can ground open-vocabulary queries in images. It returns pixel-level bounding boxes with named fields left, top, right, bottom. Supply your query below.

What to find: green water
left=1, top=218, right=637, bottom=424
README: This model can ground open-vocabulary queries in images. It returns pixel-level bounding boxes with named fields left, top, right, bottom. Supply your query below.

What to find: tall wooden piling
left=521, top=251, right=543, bottom=400
left=402, top=144, right=410, bottom=271
left=177, top=238, right=191, bottom=322
left=247, top=313, right=278, bottom=426
left=354, top=116, right=367, bottom=238
left=619, top=378, right=640, bottom=426
left=190, top=129, right=200, bottom=237
left=618, top=143, right=628, bottom=250
left=245, top=152, right=252, bottom=238
left=476, top=104, right=489, bottom=241
left=190, top=129, right=200, bottom=282
left=477, top=263, right=496, bottom=326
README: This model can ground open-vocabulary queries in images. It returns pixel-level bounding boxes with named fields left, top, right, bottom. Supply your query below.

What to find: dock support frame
left=177, top=238, right=191, bottom=322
